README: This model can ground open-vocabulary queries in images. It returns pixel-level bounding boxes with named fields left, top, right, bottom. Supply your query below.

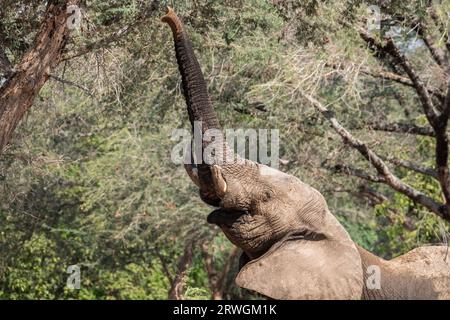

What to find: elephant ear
left=235, top=221, right=364, bottom=300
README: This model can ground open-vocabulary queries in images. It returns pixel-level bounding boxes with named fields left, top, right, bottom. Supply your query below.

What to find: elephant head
left=162, top=7, right=450, bottom=300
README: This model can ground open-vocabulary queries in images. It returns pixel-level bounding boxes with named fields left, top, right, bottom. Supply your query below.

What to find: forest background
left=0, top=0, right=449, bottom=299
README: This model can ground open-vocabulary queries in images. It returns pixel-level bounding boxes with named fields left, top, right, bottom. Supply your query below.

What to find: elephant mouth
left=206, top=208, right=247, bottom=226
left=207, top=208, right=273, bottom=257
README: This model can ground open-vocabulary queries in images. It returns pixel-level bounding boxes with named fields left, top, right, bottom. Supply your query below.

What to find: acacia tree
left=0, top=0, right=159, bottom=154
left=0, top=1, right=81, bottom=153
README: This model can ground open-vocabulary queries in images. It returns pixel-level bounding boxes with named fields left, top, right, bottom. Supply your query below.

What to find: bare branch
left=363, top=69, right=445, bottom=103
left=360, top=121, right=450, bottom=141
left=380, top=32, right=450, bottom=210
left=327, top=185, right=391, bottom=209
left=49, top=74, right=92, bottom=96
left=358, top=28, right=388, bottom=57
left=303, top=93, right=449, bottom=221
left=358, top=28, right=445, bottom=122
left=233, top=102, right=267, bottom=115
left=435, top=84, right=450, bottom=208
left=214, top=246, right=238, bottom=299
left=417, top=22, right=447, bottom=67
left=154, top=251, right=174, bottom=286
left=326, top=163, right=386, bottom=183
left=359, top=29, right=450, bottom=209
left=356, top=185, right=389, bottom=205
left=385, top=157, right=438, bottom=179
left=326, top=61, right=445, bottom=103
left=201, top=243, right=218, bottom=298
left=383, top=38, right=440, bottom=127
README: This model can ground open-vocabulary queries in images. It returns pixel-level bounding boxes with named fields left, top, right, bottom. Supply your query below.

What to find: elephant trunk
left=162, top=7, right=221, bottom=133
left=163, top=7, right=232, bottom=202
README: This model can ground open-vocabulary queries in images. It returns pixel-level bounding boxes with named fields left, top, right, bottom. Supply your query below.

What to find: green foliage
left=0, top=234, right=62, bottom=299
left=338, top=215, right=379, bottom=252
left=1, top=0, right=449, bottom=299
left=374, top=136, right=449, bottom=258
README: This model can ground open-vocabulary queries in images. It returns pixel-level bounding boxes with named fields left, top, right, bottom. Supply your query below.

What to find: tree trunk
left=202, top=243, right=239, bottom=300
left=0, top=0, right=79, bottom=154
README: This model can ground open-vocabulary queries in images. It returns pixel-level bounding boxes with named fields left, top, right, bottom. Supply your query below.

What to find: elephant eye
left=261, top=190, right=272, bottom=202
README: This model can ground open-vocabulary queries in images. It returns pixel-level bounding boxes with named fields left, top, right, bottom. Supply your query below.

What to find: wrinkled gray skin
left=162, top=7, right=450, bottom=299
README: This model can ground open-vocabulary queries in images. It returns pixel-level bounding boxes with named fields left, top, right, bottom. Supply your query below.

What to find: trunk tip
left=161, top=6, right=184, bottom=35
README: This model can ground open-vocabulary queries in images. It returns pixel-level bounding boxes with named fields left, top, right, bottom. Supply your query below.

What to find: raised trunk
left=162, top=7, right=231, bottom=203
left=163, top=7, right=257, bottom=208
left=0, top=0, right=79, bottom=154
left=162, top=7, right=221, bottom=133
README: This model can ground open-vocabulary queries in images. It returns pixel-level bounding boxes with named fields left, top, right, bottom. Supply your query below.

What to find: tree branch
left=358, top=28, right=450, bottom=211
left=201, top=243, right=239, bottom=300
left=386, top=35, right=450, bottom=208
left=435, top=84, right=450, bottom=208
left=363, top=69, right=445, bottom=103
left=383, top=37, right=440, bottom=127
left=326, top=163, right=386, bottom=183
left=327, top=184, right=389, bottom=206
left=356, top=184, right=389, bottom=205
left=154, top=251, right=174, bottom=286
left=49, top=74, right=92, bottom=96
left=326, top=61, right=445, bottom=103
left=168, top=243, right=194, bottom=300
left=413, top=21, right=447, bottom=68
left=360, top=121, right=450, bottom=141
left=385, top=157, right=438, bottom=179
left=359, top=28, right=445, bottom=120
left=303, top=93, right=449, bottom=221
left=62, top=0, right=160, bottom=62
left=215, top=246, right=238, bottom=299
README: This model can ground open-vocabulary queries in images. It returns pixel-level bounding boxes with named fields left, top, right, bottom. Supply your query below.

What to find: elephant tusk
left=211, top=165, right=227, bottom=198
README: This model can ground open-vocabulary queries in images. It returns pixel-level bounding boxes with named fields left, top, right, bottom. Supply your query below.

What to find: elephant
left=162, top=7, right=450, bottom=299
